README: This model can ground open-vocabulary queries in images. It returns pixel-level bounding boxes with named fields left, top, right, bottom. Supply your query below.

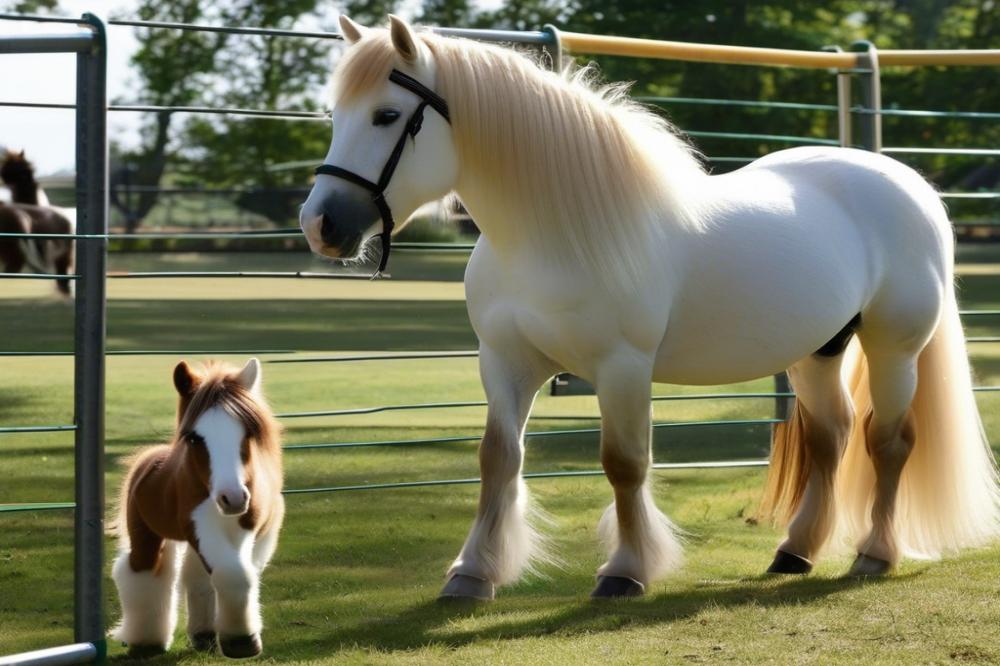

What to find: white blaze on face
left=194, top=406, right=250, bottom=516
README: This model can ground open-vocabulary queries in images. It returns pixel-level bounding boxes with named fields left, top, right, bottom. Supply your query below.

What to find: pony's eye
left=373, top=108, right=401, bottom=126
left=184, top=432, right=204, bottom=446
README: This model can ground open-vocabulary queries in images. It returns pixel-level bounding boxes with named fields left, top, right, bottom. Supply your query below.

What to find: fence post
left=73, top=12, right=108, bottom=659
left=541, top=24, right=562, bottom=71
left=851, top=40, right=881, bottom=152
left=823, top=45, right=852, bottom=147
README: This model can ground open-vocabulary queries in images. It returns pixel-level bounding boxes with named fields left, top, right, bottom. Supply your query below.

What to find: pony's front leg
left=193, top=510, right=263, bottom=658
left=110, top=533, right=181, bottom=657
left=593, top=353, right=683, bottom=597
left=440, top=345, right=553, bottom=600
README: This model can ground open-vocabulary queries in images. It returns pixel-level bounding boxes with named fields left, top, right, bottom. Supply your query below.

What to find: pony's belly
left=652, top=336, right=806, bottom=385
left=653, top=283, right=864, bottom=385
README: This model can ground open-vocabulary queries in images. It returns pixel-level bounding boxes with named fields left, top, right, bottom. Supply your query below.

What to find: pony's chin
left=303, top=236, right=359, bottom=261
left=318, top=238, right=363, bottom=261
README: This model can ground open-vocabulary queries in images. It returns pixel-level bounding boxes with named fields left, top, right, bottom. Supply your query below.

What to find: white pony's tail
left=837, top=293, right=1000, bottom=558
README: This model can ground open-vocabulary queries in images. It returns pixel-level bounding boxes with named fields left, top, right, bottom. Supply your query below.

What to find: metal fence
left=1, top=11, right=999, bottom=665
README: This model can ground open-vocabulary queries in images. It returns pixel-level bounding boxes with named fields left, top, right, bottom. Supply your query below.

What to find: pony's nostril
left=221, top=494, right=231, bottom=506
left=320, top=213, right=336, bottom=244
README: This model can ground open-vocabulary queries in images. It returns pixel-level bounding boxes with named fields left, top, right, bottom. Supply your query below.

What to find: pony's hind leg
left=53, top=244, right=72, bottom=297
left=110, top=530, right=181, bottom=657
left=849, top=348, right=920, bottom=576
left=440, top=345, right=554, bottom=600
left=252, top=495, right=285, bottom=572
left=181, top=545, right=217, bottom=651
left=766, top=353, right=853, bottom=573
left=593, top=353, right=682, bottom=597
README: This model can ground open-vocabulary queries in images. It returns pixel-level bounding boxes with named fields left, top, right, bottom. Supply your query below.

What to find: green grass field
left=3, top=247, right=1000, bottom=664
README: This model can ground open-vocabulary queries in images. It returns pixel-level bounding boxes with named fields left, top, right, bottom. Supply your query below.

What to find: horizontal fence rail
left=559, top=30, right=1000, bottom=68
left=0, top=272, right=78, bottom=280
left=0, top=349, right=296, bottom=357
left=104, top=271, right=372, bottom=280
left=0, top=424, right=76, bottom=434
left=0, top=100, right=330, bottom=120
left=559, top=32, right=858, bottom=68
left=0, top=459, right=770, bottom=513
left=283, top=418, right=786, bottom=452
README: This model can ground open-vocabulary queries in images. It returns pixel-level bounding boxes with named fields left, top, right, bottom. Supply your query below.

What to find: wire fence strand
left=0, top=460, right=768, bottom=512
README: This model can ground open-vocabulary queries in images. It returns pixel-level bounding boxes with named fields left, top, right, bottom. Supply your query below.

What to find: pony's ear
left=388, top=14, right=419, bottom=63
left=173, top=361, right=199, bottom=396
left=339, top=15, right=366, bottom=45
left=235, top=358, right=262, bottom=394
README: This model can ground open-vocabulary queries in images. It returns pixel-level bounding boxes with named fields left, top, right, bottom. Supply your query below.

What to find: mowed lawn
left=2, top=247, right=1000, bottom=664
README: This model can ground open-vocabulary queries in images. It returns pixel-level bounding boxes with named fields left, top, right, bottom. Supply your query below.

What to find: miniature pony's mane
left=177, top=362, right=282, bottom=458
left=332, top=29, right=706, bottom=289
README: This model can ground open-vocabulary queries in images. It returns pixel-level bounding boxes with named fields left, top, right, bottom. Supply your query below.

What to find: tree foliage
left=1, top=0, right=58, bottom=12
left=112, top=0, right=226, bottom=230
left=176, top=0, right=332, bottom=223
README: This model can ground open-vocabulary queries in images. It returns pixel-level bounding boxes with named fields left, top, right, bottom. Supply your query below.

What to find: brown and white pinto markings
left=110, top=359, right=284, bottom=659
left=0, top=150, right=74, bottom=296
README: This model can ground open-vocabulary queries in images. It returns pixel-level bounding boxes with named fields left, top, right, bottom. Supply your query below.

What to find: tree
left=112, top=0, right=224, bottom=231
left=340, top=0, right=399, bottom=27
left=417, top=0, right=475, bottom=27
left=177, top=0, right=332, bottom=225
left=1, top=0, right=58, bottom=12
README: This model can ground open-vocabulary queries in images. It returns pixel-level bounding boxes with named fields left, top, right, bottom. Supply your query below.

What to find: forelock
left=332, top=29, right=412, bottom=105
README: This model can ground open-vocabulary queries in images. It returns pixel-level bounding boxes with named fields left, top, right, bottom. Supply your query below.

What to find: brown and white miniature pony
left=111, top=359, right=284, bottom=659
left=0, top=150, right=74, bottom=296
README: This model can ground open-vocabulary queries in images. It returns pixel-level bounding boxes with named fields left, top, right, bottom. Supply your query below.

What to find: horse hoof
left=219, top=633, right=262, bottom=659
left=766, top=550, right=813, bottom=575
left=126, top=644, right=167, bottom=659
left=591, top=575, right=645, bottom=598
left=438, top=574, right=495, bottom=601
left=848, top=553, right=893, bottom=577
left=190, top=631, right=217, bottom=652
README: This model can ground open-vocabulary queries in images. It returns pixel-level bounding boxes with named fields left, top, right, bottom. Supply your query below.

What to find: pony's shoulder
left=122, top=444, right=173, bottom=481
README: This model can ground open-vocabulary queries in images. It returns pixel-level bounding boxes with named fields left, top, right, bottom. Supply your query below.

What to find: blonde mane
left=333, top=29, right=706, bottom=289
left=177, top=362, right=282, bottom=460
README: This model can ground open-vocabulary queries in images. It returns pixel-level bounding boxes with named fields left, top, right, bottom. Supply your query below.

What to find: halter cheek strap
left=315, top=69, right=451, bottom=277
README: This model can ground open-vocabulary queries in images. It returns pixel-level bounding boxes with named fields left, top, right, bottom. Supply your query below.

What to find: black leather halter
left=315, top=69, right=451, bottom=277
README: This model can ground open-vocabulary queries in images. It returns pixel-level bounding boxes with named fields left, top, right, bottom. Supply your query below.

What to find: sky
left=0, top=0, right=435, bottom=176
left=1, top=1, right=141, bottom=175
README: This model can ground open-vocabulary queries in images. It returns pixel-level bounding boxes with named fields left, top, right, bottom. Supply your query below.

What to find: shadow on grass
left=102, top=572, right=922, bottom=664
left=275, top=571, right=921, bottom=659
left=0, top=299, right=475, bottom=352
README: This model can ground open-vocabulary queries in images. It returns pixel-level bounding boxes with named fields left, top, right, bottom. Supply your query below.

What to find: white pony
left=300, top=16, right=1000, bottom=598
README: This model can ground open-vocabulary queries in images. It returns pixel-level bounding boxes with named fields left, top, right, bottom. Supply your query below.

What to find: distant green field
left=2, top=249, right=1000, bottom=664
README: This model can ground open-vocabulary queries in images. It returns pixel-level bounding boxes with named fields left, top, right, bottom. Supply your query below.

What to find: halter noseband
left=315, top=69, right=451, bottom=277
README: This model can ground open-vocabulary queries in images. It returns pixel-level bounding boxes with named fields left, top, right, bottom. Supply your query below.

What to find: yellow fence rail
left=558, top=31, right=1000, bottom=68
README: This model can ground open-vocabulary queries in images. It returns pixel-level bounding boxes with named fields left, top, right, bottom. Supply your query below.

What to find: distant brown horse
left=110, top=359, right=285, bottom=659
left=0, top=150, right=74, bottom=295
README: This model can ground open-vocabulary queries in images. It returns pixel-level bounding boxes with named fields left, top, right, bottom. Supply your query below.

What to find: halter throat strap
left=314, top=68, right=450, bottom=277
